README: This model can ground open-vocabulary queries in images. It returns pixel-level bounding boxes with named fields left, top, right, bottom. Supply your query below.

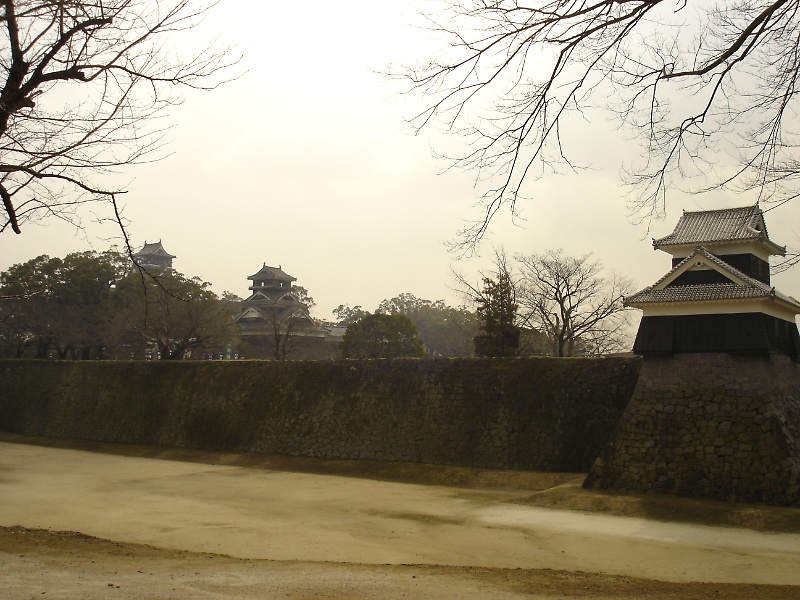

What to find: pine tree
left=474, top=270, right=519, bottom=357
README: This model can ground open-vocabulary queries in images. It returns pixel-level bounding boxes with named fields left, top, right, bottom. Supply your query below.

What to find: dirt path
left=3, top=526, right=797, bottom=600
left=1, top=441, right=799, bottom=599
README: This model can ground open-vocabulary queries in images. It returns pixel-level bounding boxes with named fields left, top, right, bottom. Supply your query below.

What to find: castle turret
left=585, top=205, right=800, bottom=505
left=627, top=205, right=800, bottom=356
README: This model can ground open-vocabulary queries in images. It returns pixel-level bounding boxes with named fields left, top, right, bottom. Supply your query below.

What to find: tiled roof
left=625, top=246, right=800, bottom=308
left=134, top=241, right=175, bottom=258
left=248, top=263, right=296, bottom=281
left=653, top=205, right=778, bottom=248
left=235, top=300, right=314, bottom=326
left=626, top=283, right=774, bottom=304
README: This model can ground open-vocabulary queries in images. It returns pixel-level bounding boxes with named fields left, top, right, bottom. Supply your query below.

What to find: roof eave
left=625, top=295, right=800, bottom=313
left=654, top=238, right=785, bottom=256
left=247, top=272, right=297, bottom=282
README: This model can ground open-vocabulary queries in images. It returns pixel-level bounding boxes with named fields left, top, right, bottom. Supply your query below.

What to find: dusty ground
left=1, top=435, right=800, bottom=599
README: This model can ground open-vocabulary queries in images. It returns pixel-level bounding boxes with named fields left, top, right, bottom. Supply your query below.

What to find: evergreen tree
left=474, top=270, right=519, bottom=357
left=340, top=313, right=426, bottom=359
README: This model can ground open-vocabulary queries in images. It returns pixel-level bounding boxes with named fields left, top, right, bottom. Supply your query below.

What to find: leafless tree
left=267, top=303, right=308, bottom=361
left=116, top=268, right=237, bottom=360
left=394, top=0, right=800, bottom=249
left=516, top=249, right=633, bottom=356
left=1, top=0, right=236, bottom=236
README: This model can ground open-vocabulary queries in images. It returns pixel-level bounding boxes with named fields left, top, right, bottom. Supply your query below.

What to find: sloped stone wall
left=0, top=357, right=640, bottom=473
left=585, top=353, right=800, bottom=506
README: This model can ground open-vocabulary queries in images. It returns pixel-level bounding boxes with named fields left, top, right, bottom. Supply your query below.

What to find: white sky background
left=1, top=0, right=799, bottom=325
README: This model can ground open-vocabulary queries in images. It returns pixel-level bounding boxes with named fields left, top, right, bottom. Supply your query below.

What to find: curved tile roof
left=134, top=241, right=175, bottom=258
left=625, top=246, right=800, bottom=309
left=248, top=263, right=296, bottom=281
left=653, top=206, right=784, bottom=254
left=626, top=283, right=774, bottom=304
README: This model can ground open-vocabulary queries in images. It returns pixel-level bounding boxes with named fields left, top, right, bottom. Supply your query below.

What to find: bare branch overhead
left=392, top=0, right=800, bottom=250
left=0, top=0, right=239, bottom=237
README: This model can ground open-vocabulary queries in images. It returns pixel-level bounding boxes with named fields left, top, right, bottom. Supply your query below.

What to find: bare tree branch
left=392, top=0, right=800, bottom=250
left=1, top=0, right=239, bottom=236
left=516, top=249, right=633, bottom=355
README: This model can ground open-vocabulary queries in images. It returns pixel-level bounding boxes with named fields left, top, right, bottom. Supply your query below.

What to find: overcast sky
left=1, top=0, right=799, bottom=325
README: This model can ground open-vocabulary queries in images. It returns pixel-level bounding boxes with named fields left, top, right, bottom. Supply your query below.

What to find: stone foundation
left=584, top=353, right=800, bottom=506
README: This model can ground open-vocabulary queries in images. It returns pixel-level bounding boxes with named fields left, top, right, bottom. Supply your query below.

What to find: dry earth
left=1, top=434, right=800, bottom=600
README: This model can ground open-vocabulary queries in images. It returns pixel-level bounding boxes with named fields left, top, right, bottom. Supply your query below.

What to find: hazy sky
left=2, top=0, right=799, bottom=325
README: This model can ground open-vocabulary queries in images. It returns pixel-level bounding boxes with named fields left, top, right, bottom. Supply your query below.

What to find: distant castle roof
left=653, top=205, right=784, bottom=255
left=248, top=263, right=296, bottom=282
left=134, top=240, right=176, bottom=259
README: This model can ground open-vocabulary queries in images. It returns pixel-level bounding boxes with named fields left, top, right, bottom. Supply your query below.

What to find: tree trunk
left=35, top=340, right=50, bottom=359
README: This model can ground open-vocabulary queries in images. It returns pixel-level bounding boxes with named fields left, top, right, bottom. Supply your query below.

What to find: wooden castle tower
left=586, top=206, right=800, bottom=505
left=236, top=264, right=316, bottom=340
left=235, top=263, right=333, bottom=360
left=627, top=205, right=800, bottom=356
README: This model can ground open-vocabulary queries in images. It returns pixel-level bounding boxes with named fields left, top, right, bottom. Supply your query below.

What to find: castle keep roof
left=132, top=240, right=175, bottom=269
left=248, top=264, right=296, bottom=282
left=134, top=240, right=175, bottom=259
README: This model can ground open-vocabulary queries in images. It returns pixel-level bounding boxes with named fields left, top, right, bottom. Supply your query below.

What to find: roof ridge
left=679, top=204, right=758, bottom=216
left=651, top=204, right=783, bottom=250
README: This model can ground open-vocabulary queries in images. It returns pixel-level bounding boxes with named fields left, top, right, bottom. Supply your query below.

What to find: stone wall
left=585, top=353, right=800, bottom=506
left=0, top=357, right=640, bottom=473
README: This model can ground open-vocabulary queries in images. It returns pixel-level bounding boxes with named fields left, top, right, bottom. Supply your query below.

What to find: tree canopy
left=0, top=250, right=236, bottom=359
left=377, top=293, right=479, bottom=357
left=332, top=304, right=371, bottom=326
left=396, top=0, right=800, bottom=248
left=0, top=250, right=130, bottom=358
left=340, top=313, right=427, bottom=359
